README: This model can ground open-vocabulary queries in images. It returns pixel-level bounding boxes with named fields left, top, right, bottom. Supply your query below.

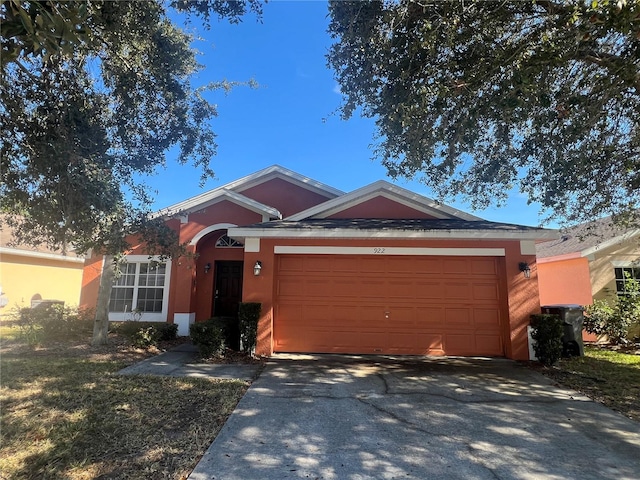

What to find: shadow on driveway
left=189, top=355, right=640, bottom=480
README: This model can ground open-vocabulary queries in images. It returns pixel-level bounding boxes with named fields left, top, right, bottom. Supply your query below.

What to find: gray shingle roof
left=247, top=218, right=548, bottom=232
left=536, top=216, right=640, bottom=259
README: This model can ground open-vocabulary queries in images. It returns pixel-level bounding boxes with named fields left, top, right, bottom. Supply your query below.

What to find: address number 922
left=373, top=247, right=386, bottom=254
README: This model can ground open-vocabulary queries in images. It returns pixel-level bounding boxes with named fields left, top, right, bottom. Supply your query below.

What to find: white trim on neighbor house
left=107, top=255, right=172, bottom=322
left=228, top=226, right=558, bottom=241
left=580, top=229, right=640, bottom=258
left=0, top=247, right=85, bottom=264
left=160, top=189, right=281, bottom=220
left=189, top=223, right=239, bottom=246
left=274, top=246, right=506, bottom=256
left=611, top=260, right=640, bottom=267
left=285, top=180, right=484, bottom=222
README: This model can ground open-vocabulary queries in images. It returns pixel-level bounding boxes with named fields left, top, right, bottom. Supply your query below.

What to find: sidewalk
left=116, top=342, right=263, bottom=381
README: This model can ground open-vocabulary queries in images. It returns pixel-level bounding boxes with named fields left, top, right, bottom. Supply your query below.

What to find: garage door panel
left=471, top=258, right=498, bottom=275
left=442, top=258, right=469, bottom=274
left=474, top=308, right=501, bottom=326
left=472, top=283, right=499, bottom=301
left=414, top=306, right=446, bottom=326
left=274, top=255, right=505, bottom=356
left=445, top=307, right=472, bottom=325
left=444, top=282, right=472, bottom=299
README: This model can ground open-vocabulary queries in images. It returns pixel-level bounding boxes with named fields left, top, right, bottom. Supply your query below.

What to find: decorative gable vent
left=215, top=235, right=244, bottom=248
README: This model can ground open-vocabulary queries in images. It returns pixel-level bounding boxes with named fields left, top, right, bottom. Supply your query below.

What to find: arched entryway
left=193, top=229, right=244, bottom=322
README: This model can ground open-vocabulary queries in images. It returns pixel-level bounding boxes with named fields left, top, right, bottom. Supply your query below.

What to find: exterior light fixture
left=204, top=262, right=211, bottom=274
left=254, top=261, right=262, bottom=276
left=518, top=262, right=531, bottom=279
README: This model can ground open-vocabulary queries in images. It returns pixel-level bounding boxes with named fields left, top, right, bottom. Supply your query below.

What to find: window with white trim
left=108, top=256, right=171, bottom=321
left=614, top=265, right=640, bottom=295
left=215, top=235, right=244, bottom=248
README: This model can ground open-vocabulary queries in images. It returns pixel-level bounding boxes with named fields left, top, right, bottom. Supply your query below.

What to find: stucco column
left=504, top=242, right=540, bottom=360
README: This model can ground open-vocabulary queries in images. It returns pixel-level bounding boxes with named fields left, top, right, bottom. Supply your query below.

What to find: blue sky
left=145, top=0, right=553, bottom=228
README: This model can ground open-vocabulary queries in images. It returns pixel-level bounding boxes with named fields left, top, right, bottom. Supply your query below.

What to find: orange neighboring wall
left=537, top=256, right=596, bottom=341
left=537, top=257, right=592, bottom=306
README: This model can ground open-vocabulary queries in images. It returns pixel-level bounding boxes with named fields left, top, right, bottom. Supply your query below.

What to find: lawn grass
left=0, top=330, right=248, bottom=479
left=538, top=345, right=640, bottom=422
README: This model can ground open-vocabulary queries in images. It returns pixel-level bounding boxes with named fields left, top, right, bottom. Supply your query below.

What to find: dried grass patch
left=0, top=334, right=248, bottom=479
left=534, top=345, right=640, bottom=422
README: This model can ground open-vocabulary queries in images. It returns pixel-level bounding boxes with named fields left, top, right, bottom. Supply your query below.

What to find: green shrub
left=132, top=326, right=160, bottom=348
left=583, top=277, right=640, bottom=343
left=207, top=317, right=240, bottom=350
left=16, top=304, right=93, bottom=345
left=189, top=320, right=225, bottom=358
left=238, top=302, right=261, bottom=354
left=112, top=321, right=178, bottom=347
left=530, top=314, right=564, bottom=366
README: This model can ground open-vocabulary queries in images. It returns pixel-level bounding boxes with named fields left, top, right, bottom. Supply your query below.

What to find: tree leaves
left=328, top=0, right=640, bottom=226
left=0, top=0, right=260, bottom=254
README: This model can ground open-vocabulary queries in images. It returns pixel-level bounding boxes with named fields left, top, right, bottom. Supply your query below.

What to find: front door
left=213, top=261, right=243, bottom=317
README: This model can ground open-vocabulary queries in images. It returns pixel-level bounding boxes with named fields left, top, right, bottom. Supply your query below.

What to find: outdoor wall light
left=518, top=262, right=531, bottom=279
left=254, top=261, right=262, bottom=276
left=204, top=263, right=211, bottom=274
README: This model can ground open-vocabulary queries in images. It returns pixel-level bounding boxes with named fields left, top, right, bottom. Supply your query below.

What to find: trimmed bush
left=207, top=317, right=240, bottom=351
left=238, top=302, right=261, bottom=354
left=530, top=314, right=564, bottom=366
left=189, top=320, right=225, bottom=358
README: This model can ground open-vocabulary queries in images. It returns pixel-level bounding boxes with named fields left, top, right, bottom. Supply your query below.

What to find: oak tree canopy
left=328, top=0, right=640, bottom=226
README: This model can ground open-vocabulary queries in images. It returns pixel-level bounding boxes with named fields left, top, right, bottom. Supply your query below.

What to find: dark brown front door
left=213, top=261, right=243, bottom=317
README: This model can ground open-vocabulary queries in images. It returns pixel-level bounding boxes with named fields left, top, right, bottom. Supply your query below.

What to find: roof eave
left=228, top=227, right=558, bottom=241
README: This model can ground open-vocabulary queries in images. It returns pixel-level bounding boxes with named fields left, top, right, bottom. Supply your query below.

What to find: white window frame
left=108, top=255, right=172, bottom=322
left=612, top=261, right=640, bottom=296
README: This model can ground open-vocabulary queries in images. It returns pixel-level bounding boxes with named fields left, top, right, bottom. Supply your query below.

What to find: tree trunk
left=92, top=254, right=115, bottom=346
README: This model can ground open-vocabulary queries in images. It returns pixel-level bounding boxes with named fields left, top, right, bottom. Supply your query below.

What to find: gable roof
left=229, top=218, right=557, bottom=241
left=536, top=216, right=640, bottom=260
left=286, top=180, right=483, bottom=221
left=159, top=188, right=282, bottom=219
left=158, top=165, right=343, bottom=218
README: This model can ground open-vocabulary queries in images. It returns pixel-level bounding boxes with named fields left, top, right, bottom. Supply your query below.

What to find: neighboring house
left=536, top=217, right=640, bottom=341
left=0, top=223, right=85, bottom=317
left=79, top=165, right=557, bottom=360
left=536, top=217, right=640, bottom=305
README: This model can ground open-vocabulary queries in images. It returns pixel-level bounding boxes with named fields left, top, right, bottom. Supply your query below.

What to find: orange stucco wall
left=327, top=197, right=436, bottom=219
left=537, top=257, right=592, bottom=306
left=243, top=237, right=539, bottom=361
left=239, top=178, right=335, bottom=218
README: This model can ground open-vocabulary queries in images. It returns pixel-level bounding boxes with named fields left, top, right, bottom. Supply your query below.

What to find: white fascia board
left=228, top=165, right=345, bottom=198
left=285, top=180, right=484, bottom=221
left=159, top=189, right=281, bottom=219
left=274, top=246, right=506, bottom=256
left=227, top=227, right=559, bottom=241
left=0, top=247, right=86, bottom=264
left=580, top=229, right=640, bottom=258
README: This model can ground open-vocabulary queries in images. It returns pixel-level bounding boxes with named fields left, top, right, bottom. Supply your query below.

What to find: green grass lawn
left=539, top=346, right=640, bottom=422
left=0, top=329, right=248, bottom=480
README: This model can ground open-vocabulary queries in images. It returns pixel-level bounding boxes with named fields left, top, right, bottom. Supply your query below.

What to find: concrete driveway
left=188, top=355, right=640, bottom=480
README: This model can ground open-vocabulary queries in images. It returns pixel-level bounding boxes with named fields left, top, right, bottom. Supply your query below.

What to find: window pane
left=137, top=288, right=163, bottom=312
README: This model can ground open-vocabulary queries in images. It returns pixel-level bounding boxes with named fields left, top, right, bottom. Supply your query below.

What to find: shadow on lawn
left=1, top=351, right=246, bottom=479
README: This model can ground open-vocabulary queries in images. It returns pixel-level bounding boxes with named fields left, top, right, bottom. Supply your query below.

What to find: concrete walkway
left=116, top=343, right=263, bottom=382
left=188, top=354, right=640, bottom=480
